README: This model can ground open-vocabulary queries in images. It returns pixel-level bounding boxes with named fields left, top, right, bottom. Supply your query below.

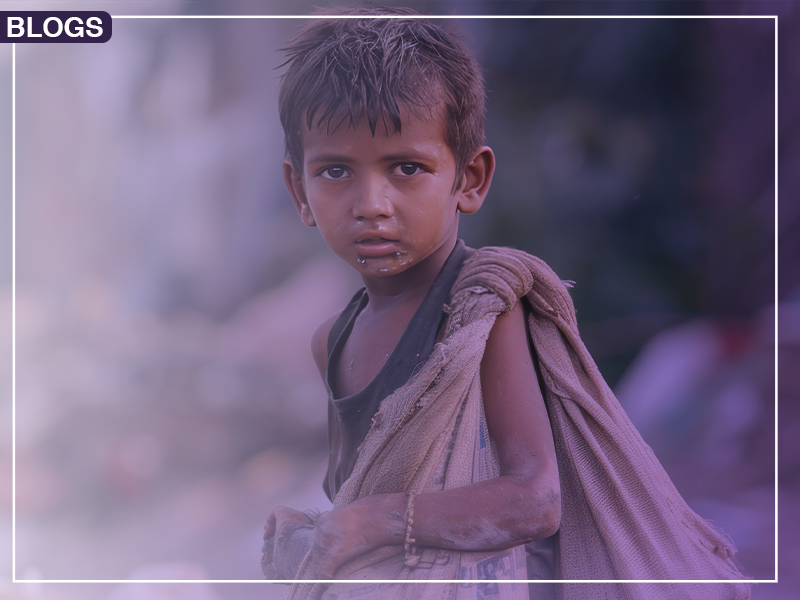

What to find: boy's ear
left=283, top=159, right=316, bottom=227
left=456, top=146, right=495, bottom=214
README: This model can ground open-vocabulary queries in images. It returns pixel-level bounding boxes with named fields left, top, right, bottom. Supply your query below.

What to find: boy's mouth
left=354, top=237, right=401, bottom=258
left=356, top=236, right=395, bottom=243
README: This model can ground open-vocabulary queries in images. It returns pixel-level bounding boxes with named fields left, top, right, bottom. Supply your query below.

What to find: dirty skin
left=426, top=487, right=560, bottom=551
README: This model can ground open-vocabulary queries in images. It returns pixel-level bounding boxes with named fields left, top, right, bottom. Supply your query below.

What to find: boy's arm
left=310, top=314, right=339, bottom=379
left=288, top=301, right=560, bottom=579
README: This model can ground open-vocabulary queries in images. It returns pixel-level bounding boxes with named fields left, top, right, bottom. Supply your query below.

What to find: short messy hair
left=278, top=7, right=486, bottom=187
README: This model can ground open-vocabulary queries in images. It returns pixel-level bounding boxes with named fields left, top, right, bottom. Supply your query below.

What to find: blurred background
left=1, top=0, right=796, bottom=599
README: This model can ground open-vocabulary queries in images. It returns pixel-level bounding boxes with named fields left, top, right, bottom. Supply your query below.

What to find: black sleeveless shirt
left=323, top=241, right=471, bottom=501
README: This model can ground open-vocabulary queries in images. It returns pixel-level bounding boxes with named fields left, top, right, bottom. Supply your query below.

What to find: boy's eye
left=321, top=166, right=348, bottom=179
left=394, top=163, right=422, bottom=176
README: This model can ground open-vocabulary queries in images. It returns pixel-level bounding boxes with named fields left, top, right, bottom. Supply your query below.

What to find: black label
left=2, top=12, right=111, bottom=43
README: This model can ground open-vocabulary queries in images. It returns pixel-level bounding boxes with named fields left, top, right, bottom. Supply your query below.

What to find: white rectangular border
left=10, top=12, right=780, bottom=586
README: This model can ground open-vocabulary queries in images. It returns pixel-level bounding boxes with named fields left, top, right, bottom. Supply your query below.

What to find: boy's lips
left=354, top=237, right=401, bottom=257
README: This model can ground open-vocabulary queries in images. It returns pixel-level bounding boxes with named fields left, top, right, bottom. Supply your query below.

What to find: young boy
left=262, top=9, right=750, bottom=600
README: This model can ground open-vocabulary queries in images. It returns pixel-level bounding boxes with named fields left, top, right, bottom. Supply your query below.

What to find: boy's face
left=284, top=108, right=493, bottom=281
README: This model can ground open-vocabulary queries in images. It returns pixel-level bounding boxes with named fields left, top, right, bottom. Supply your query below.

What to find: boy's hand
left=306, top=494, right=406, bottom=579
left=305, top=505, right=370, bottom=579
left=262, top=505, right=315, bottom=580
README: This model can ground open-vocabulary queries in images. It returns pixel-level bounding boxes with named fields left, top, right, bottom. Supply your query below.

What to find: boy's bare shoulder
left=311, top=313, right=339, bottom=380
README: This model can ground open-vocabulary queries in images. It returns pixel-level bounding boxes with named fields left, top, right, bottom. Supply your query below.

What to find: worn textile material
left=288, top=247, right=750, bottom=600
left=323, top=241, right=470, bottom=501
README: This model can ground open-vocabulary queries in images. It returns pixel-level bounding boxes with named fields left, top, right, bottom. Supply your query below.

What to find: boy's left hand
left=262, top=505, right=316, bottom=579
left=304, top=494, right=406, bottom=579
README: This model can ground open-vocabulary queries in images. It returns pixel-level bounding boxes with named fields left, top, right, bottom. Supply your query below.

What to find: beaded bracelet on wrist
left=404, top=490, right=417, bottom=559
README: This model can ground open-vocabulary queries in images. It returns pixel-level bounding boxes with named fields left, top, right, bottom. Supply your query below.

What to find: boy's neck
left=360, top=233, right=459, bottom=312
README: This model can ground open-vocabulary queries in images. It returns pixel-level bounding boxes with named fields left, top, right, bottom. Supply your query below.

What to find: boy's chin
left=348, top=250, right=420, bottom=276
left=355, top=258, right=412, bottom=276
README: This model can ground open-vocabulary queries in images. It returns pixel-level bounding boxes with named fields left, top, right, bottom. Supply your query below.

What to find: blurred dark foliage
left=464, top=14, right=775, bottom=386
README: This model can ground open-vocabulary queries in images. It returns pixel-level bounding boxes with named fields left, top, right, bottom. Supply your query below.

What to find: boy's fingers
left=262, top=534, right=274, bottom=560
left=261, top=544, right=274, bottom=570
left=264, top=505, right=298, bottom=539
left=263, top=512, right=277, bottom=540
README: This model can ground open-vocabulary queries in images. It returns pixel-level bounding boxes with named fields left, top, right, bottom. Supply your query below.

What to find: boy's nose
left=351, top=176, right=394, bottom=220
